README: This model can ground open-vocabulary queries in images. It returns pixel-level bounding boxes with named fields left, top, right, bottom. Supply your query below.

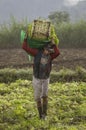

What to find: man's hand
left=49, top=38, right=56, bottom=47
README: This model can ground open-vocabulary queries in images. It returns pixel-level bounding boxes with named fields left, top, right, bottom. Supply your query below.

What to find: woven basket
left=32, top=20, right=51, bottom=40
left=27, top=19, right=51, bottom=48
left=27, top=19, right=59, bottom=48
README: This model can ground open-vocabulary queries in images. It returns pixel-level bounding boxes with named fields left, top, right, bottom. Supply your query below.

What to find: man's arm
left=22, top=39, right=38, bottom=56
left=50, top=45, right=60, bottom=60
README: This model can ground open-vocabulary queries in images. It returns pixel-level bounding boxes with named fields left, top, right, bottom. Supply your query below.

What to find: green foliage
left=0, top=67, right=86, bottom=83
left=0, top=68, right=32, bottom=83
left=48, top=11, right=70, bottom=25
left=56, top=21, right=86, bottom=48
left=50, top=67, right=86, bottom=83
left=0, top=16, right=86, bottom=48
left=0, top=16, right=28, bottom=49
left=0, top=80, right=86, bottom=130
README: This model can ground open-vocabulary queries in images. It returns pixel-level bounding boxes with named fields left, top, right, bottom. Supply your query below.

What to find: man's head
left=43, top=44, right=54, bottom=55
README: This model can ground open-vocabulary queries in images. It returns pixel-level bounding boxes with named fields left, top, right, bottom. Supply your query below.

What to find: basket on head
left=27, top=19, right=59, bottom=49
left=27, top=19, right=51, bottom=48
left=32, top=19, right=51, bottom=41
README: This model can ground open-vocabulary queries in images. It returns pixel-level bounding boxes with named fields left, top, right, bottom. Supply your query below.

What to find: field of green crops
left=0, top=79, right=86, bottom=130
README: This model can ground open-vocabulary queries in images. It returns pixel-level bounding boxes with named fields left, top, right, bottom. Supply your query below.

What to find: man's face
left=43, top=49, right=50, bottom=55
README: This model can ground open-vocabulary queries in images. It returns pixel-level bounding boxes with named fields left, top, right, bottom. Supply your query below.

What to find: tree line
left=0, top=12, right=86, bottom=49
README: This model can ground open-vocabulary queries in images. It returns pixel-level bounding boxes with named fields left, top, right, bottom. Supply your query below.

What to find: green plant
left=0, top=80, right=86, bottom=130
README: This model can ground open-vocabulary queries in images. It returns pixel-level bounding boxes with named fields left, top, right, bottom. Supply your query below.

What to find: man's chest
left=40, top=55, right=51, bottom=65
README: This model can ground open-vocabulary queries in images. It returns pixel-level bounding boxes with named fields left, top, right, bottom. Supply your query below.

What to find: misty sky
left=0, top=0, right=85, bottom=23
left=65, top=0, right=84, bottom=5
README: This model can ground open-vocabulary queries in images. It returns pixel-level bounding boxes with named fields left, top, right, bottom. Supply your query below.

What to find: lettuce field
left=0, top=15, right=86, bottom=130
left=0, top=79, right=86, bottom=130
left=0, top=49, right=86, bottom=130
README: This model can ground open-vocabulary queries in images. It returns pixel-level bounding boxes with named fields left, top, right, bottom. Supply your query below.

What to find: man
left=22, top=39, right=60, bottom=119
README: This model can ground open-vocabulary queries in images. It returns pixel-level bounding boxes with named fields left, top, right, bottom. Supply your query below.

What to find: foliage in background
left=0, top=16, right=28, bottom=49
left=0, top=67, right=86, bottom=83
left=0, top=16, right=86, bottom=48
left=0, top=80, right=86, bottom=130
left=57, top=20, right=86, bottom=48
left=48, top=11, right=70, bottom=25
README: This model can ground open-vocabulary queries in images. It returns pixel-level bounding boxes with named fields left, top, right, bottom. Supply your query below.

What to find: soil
left=0, top=48, right=86, bottom=70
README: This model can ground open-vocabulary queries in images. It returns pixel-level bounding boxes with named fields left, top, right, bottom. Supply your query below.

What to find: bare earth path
left=0, top=48, right=86, bottom=70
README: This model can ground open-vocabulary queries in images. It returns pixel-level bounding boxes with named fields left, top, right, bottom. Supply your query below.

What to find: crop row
left=0, top=80, right=86, bottom=130
left=0, top=67, right=86, bottom=83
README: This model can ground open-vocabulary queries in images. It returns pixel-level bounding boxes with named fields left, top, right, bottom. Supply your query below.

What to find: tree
left=48, top=11, right=70, bottom=25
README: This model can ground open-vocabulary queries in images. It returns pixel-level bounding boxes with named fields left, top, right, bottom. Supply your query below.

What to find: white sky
left=65, top=0, right=84, bottom=6
left=0, top=0, right=85, bottom=24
